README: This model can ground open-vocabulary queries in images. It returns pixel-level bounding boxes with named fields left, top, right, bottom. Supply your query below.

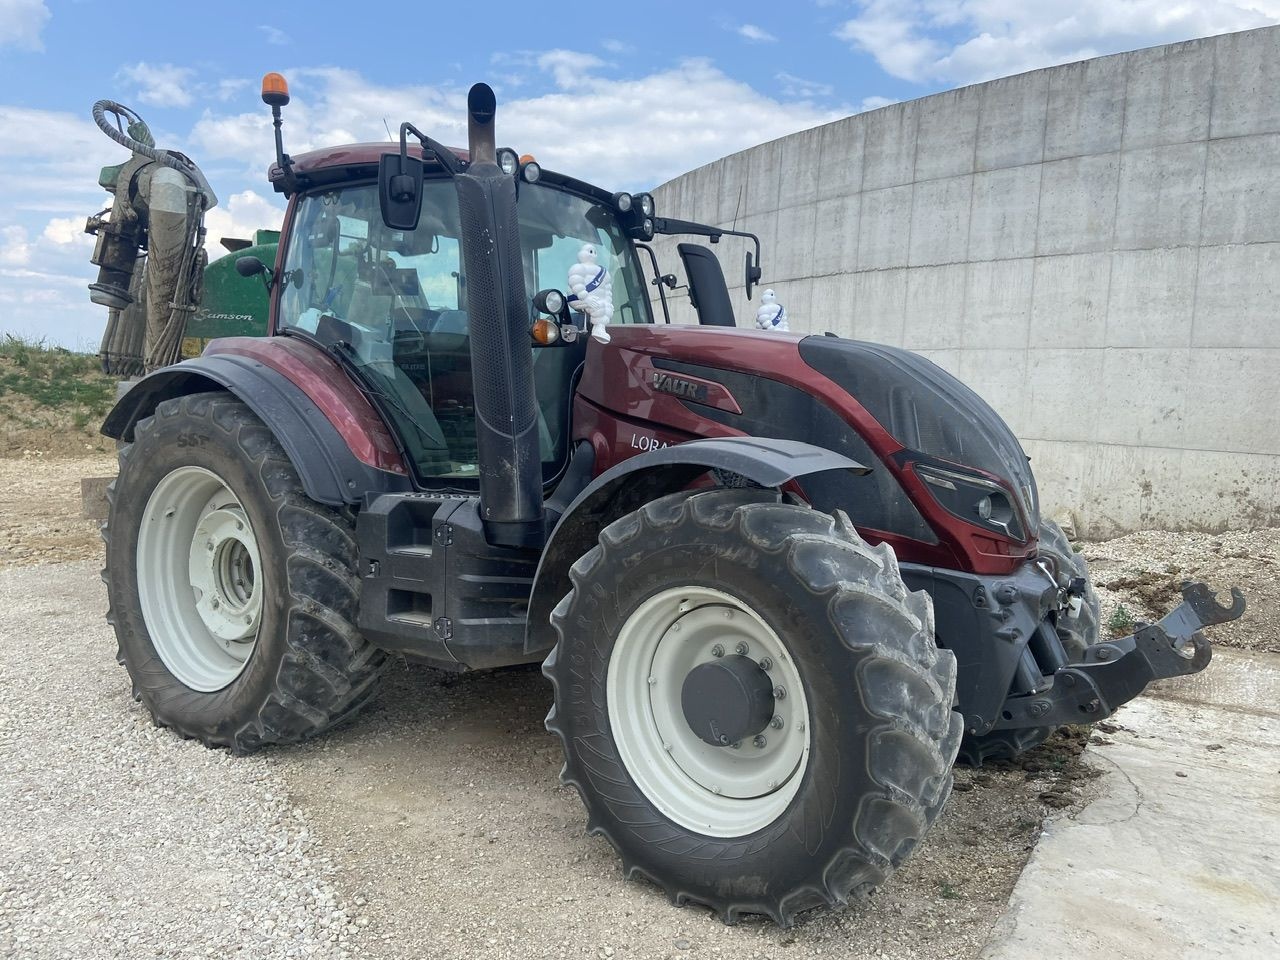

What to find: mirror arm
left=652, top=217, right=764, bottom=301
left=634, top=242, right=671, bottom=324
left=399, top=122, right=462, bottom=176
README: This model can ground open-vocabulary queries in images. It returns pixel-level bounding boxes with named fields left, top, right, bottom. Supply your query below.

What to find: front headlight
left=915, top=463, right=1025, bottom=541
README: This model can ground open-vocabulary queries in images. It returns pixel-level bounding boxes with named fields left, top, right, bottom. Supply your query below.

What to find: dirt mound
left=0, top=338, right=116, bottom=458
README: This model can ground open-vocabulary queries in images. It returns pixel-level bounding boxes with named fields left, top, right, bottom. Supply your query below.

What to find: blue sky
left=2, top=0, right=1277, bottom=348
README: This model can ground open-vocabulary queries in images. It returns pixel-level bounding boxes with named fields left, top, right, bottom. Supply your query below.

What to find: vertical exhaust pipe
left=454, top=83, right=544, bottom=548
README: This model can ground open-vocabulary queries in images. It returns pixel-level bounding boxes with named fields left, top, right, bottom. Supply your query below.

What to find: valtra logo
left=651, top=371, right=708, bottom=403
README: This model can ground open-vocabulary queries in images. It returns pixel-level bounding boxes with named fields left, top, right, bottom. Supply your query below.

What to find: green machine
left=179, top=230, right=278, bottom=359
left=86, top=100, right=273, bottom=374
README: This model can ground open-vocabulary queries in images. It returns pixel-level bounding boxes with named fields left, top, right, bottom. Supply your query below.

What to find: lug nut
left=731, top=741, right=741, bottom=750
left=711, top=644, right=725, bottom=658
left=773, top=686, right=786, bottom=700
left=753, top=735, right=767, bottom=749
left=735, top=641, right=749, bottom=655
left=647, top=676, right=656, bottom=685
left=718, top=734, right=729, bottom=745
left=770, top=716, right=783, bottom=730
left=759, top=657, right=773, bottom=671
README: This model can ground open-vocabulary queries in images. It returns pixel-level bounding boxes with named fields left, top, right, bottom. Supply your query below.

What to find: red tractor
left=100, top=77, right=1243, bottom=924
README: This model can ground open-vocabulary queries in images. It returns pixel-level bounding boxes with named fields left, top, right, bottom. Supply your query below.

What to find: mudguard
left=524, top=436, right=869, bottom=657
left=100, top=354, right=412, bottom=506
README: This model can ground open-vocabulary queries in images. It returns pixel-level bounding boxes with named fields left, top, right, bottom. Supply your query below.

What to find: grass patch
left=0, top=335, right=117, bottom=455
left=0, top=335, right=114, bottom=417
left=939, top=882, right=963, bottom=901
left=1108, top=603, right=1136, bottom=638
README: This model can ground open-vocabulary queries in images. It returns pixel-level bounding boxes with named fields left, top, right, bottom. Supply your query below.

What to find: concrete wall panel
left=650, top=26, right=1280, bottom=536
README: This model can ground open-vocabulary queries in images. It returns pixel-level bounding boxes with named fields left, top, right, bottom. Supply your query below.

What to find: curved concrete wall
left=649, top=26, right=1280, bottom=537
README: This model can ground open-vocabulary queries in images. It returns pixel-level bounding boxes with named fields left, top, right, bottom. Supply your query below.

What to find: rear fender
left=523, top=437, right=868, bottom=657
left=100, top=353, right=411, bottom=506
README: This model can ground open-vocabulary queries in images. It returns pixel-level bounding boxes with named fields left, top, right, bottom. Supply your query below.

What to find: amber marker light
left=261, top=72, right=290, bottom=107
left=531, top=318, right=561, bottom=345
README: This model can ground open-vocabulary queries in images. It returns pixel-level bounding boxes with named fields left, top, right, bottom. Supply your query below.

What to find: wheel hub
left=137, top=466, right=263, bottom=693
left=681, top=655, right=775, bottom=746
left=189, top=505, right=263, bottom=642
left=607, top=586, right=812, bottom=837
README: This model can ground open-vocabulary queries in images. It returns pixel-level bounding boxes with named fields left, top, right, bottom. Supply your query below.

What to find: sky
left=2, top=0, right=1278, bottom=349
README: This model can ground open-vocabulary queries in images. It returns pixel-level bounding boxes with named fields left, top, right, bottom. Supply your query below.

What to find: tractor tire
left=103, top=391, right=385, bottom=753
left=955, top=518, right=1101, bottom=767
left=543, top=487, right=963, bottom=925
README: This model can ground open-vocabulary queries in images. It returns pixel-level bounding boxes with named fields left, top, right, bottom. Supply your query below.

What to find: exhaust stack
left=454, top=83, right=544, bottom=548
left=467, top=83, right=497, bottom=166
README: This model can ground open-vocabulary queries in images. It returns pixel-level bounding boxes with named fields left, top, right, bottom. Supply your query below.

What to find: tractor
left=96, top=75, right=1244, bottom=925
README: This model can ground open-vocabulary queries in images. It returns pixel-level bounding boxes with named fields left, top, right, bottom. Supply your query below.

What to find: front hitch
left=992, top=582, right=1246, bottom=730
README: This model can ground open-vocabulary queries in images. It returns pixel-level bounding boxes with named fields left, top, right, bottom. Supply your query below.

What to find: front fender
left=101, top=354, right=411, bottom=506
left=524, top=437, right=868, bottom=657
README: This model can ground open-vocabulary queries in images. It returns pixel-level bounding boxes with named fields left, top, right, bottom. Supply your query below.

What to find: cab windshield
left=277, top=179, right=650, bottom=484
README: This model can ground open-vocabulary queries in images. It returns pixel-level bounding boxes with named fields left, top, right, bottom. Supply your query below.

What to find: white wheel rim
left=607, top=586, right=812, bottom=838
left=136, top=466, right=263, bottom=692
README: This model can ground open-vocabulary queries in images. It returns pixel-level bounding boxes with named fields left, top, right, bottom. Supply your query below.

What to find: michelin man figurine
left=567, top=243, right=614, bottom=344
left=755, top=288, right=788, bottom=332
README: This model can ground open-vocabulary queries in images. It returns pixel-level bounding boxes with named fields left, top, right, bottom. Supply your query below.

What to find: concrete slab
left=982, top=650, right=1280, bottom=960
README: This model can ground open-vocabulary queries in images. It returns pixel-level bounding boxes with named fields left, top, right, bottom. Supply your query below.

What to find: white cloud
left=737, top=23, right=777, bottom=43
left=777, top=72, right=835, bottom=99
left=836, top=0, right=1280, bottom=85
left=860, top=95, right=899, bottom=112
left=190, top=57, right=841, bottom=190
left=0, top=0, right=49, bottom=51
left=117, top=62, right=197, bottom=108
left=41, top=217, right=92, bottom=247
left=202, top=190, right=286, bottom=254
left=601, top=39, right=630, bottom=54
left=0, top=226, right=32, bottom=266
left=259, top=25, right=290, bottom=46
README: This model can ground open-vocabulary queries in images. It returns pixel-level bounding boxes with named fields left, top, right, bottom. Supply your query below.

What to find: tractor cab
left=271, top=146, right=655, bottom=489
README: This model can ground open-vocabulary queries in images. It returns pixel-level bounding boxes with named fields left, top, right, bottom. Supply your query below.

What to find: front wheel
left=543, top=488, right=962, bottom=924
left=104, top=392, right=385, bottom=752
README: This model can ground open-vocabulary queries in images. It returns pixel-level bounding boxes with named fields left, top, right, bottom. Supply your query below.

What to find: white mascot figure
left=755, top=288, right=788, bottom=332
left=567, top=243, right=614, bottom=344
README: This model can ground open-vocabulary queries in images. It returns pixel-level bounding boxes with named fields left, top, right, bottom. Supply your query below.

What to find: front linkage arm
left=993, top=582, right=1246, bottom=730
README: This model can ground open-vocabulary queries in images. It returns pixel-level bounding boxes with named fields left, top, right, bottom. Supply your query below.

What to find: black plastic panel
left=799, top=336, right=1039, bottom=531
left=653, top=358, right=937, bottom=543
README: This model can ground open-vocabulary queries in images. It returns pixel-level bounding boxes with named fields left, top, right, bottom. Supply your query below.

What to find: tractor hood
left=799, top=336, right=1039, bottom=539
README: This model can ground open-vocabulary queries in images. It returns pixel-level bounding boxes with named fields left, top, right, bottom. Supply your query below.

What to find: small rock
left=675, top=937, right=691, bottom=950
left=1175, top=771, right=1188, bottom=778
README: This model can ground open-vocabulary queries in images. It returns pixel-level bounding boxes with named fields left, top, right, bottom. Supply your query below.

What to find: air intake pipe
left=454, top=84, right=544, bottom=548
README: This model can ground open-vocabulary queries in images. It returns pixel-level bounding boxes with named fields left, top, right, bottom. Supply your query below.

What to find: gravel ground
left=0, top=454, right=116, bottom=569
left=0, top=562, right=363, bottom=960
left=0, top=456, right=1266, bottom=959
left=1082, top=527, right=1279, bottom=653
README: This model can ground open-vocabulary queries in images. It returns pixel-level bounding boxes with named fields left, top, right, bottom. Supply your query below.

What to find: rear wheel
left=956, top=518, right=1100, bottom=766
left=104, top=392, right=385, bottom=752
left=543, top=488, right=963, bottom=924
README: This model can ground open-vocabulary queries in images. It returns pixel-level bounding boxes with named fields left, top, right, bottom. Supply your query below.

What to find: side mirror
left=235, top=256, right=266, bottom=277
left=378, top=153, right=423, bottom=231
left=744, top=251, right=763, bottom=300
left=235, top=255, right=273, bottom=291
